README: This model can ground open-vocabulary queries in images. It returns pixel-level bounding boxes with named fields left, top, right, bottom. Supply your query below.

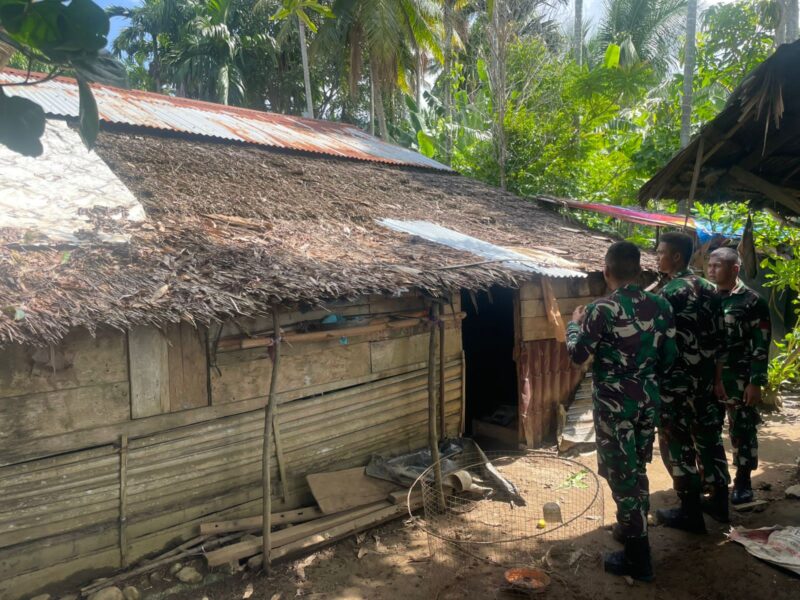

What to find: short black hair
left=710, top=246, right=741, bottom=266
left=605, top=241, right=641, bottom=280
left=660, top=232, right=694, bottom=267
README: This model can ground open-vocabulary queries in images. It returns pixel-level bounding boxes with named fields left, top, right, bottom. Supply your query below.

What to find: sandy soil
left=86, top=399, right=800, bottom=600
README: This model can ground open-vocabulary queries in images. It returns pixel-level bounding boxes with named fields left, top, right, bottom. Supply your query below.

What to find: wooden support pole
left=262, top=305, right=282, bottom=573
left=118, top=434, right=129, bottom=568
left=460, top=350, right=467, bottom=436
left=684, top=136, right=705, bottom=230
left=272, top=413, right=288, bottom=500
left=438, top=312, right=447, bottom=440
left=428, top=303, right=446, bottom=509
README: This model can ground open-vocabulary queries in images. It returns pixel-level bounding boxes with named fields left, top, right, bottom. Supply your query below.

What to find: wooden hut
left=0, top=69, right=643, bottom=598
left=639, top=39, right=800, bottom=217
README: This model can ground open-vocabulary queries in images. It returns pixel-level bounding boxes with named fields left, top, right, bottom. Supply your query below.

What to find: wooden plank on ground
left=200, top=506, right=324, bottom=535
left=307, top=467, right=399, bottom=514
left=205, top=501, right=389, bottom=566
left=129, top=326, right=170, bottom=418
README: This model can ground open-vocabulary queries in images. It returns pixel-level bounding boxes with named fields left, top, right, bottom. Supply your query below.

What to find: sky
left=101, top=0, right=736, bottom=49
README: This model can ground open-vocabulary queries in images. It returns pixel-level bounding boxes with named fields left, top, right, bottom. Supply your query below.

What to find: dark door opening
left=461, top=286, right=519, bottom=449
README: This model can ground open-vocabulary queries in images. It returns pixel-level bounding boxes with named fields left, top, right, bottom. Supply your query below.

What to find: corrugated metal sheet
left=0, top=69, right=450, bottom=171
left=380, top=219, right=587, bottom=278
left=537, top=196, right=697, bottom=229
left=517, top=339, right=584, bottom=448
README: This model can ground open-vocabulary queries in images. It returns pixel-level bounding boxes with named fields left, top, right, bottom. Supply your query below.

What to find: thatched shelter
left=639, top=40, right=800, bottom=216
left=0, top=69, right=634, bottom=598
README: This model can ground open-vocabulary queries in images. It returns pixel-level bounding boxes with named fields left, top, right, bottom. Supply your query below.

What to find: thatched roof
left=639, top=40, right=800, bottom=216
left=0, top=122, right=635, bottom=347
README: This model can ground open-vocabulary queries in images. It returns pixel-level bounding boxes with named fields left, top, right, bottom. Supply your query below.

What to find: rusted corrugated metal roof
left=0, top=69, right=450, bottom=171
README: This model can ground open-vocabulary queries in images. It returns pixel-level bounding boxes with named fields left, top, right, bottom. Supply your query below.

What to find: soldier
left=707, top=247, right=771, bottom=505
left=567, top=241, right=676, bottom=582
left=654, top=232, right=730, bottom=529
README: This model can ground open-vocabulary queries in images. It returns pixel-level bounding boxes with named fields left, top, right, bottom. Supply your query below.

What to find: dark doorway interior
left=461, top=286, right=519, bottom=448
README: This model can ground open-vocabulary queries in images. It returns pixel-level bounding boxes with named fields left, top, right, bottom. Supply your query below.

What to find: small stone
left=176, top=566, right=203, bottom=584
left=623, top=576, right=634, bottom=586
left=786, top=484, right=800, bottom=499
left=169, top=562, right=183, bottom=576
left=30, top=594, right=51, bottom=600
left=88, top=588, right=124, bottom=600
left=246, top=555, right=264, bottom=571
left=122, top=586, right=140, bottom=600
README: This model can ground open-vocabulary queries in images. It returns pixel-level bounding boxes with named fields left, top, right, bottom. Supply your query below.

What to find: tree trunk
left=488, top=0, right=508, bottom=189
left=788, top=0, right=799, bottom=41
left=370, top=59, right=389, bottom=140
left=442, top=0, right=454, bottom=163
left=777, top=0, right=788, bottom=47
left=369, top=71, right=376, bottom=136
left=152, top=34, right=161, bottom=93
left=680, top=0, right=698, bottom=148
left=298, top=17, right=314, bottom=118
left=574, top=0, right=583, bottom=66
left=416, top=48, right=424, bottom=108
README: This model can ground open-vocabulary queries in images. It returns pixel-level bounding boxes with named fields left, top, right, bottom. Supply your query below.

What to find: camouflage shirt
left=659, top=269, right=721, bottom=391
left=567, top=284, right=677, bottom=413
left=718, top=280, right=771, bottom=399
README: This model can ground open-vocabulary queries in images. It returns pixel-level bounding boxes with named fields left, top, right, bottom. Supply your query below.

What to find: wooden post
left=262, top=306, right=282, bottom=572
left=119, top=434, right=129, bottom=568
left=460, top=349, right=467, bottom=436
left=438, top=313, right=447, bottom=440
left=428, top=303, right=446, bottom=509
left=683, top=136, right=705, bottom=230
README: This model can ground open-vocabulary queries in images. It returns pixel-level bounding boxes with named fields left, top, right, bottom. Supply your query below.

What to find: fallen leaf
left=270, top=595, right=281, bottom=600
left=150, top=284, right=169, bottom=302
left=243, top=583, right=254, bottom=598
left=357, top=547, right=369, bottom=559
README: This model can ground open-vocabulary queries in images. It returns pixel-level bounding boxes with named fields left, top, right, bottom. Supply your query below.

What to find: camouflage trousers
left=726, top=403, right=761, bottom=471
left=594, top=399, right=655, bottom=539
left=658, top=385, right=730, bottom=494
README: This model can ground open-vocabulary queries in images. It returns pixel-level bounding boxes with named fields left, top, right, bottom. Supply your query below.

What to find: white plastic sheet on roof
left=0, top=120, right=145, bottom=244
left=379, top=219, right=586, bottom=278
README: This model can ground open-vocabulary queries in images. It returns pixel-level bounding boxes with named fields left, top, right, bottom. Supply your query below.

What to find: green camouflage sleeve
left=749, top=295, right=771, bottom=386
left=658, top=304, right=678, bottom=375
left=566, top=303, right=605, bottom=365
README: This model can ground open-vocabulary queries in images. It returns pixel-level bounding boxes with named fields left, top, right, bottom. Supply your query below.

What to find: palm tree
left=321, top=0, right=442, bottom=139
left=267, top=0, right=334, bottom=118
left=593, top=0, right=688, bottom=77
left=108, top=0, right=187, bottom=92
left=679, top=0, right=697, bottom=147
left=171, top=0, right=257, bottom=105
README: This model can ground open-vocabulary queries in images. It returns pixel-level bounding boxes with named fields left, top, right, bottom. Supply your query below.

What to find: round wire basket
left=411, top=450, right=604, bottom=598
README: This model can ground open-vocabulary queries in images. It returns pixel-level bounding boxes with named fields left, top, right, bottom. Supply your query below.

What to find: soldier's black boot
left=655, top=492, right=707, bottom=533
left=731, top=468, right=754, bottom=505
left=702, top=485, right=730, bottom=523
left=604, top=536, right=654, bottom=582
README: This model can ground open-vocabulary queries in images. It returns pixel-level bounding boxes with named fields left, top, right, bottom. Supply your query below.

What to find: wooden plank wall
left=516, top=275, right=606, bottom=448
left=0, top=294, right=464, bottom=599
left=519, top=273, right=607, bottom=341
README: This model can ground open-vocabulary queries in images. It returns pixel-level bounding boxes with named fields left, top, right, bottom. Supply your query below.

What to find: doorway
left=460, top=285, right=519, bottom=449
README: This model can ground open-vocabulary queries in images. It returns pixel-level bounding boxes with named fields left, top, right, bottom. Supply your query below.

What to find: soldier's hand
left=572, top=305, right=587, bottom=324
left=714, top=379, right=728, bottom=402
left=744, top=384, right=762, bottom=407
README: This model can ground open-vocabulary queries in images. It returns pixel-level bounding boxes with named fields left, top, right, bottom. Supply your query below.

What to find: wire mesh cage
left=412, top=450, right=604, bottom=598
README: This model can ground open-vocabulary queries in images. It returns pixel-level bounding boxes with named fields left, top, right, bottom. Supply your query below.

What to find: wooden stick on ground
left=428, top=302, right=446, bottom=509
left=262, top=304, right=282, bottom=573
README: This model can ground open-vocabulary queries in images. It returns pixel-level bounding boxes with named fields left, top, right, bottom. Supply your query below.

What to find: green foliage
left=0, top=0, right=126, bottom=156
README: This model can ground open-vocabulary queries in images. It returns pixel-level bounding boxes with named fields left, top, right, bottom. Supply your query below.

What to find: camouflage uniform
left=567, top=284, right=677, bottom=539
left=658, top=269, right=730, bottom=494
left=718, top=280, right=771, bottom=471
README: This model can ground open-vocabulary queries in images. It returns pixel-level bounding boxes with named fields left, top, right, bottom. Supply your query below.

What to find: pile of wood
left=202, top=467, right=422, bottom=569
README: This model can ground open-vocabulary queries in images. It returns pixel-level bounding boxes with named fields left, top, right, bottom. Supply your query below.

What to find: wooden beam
left=427, top=304, right=445, bottom=509
left=262, top=306, right=282, bottom=573
left=686, top=137, right=705, bottom=219
left=199, top=506, right=324, bottom=535
left=119, top=435, right=129, bottom=569
left=729, top=166, right=800, bottom=214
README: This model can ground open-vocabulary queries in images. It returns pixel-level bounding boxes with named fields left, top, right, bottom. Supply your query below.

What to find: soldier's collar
left=730, top=279, right=747, bottom=295
left=674, top=268, right=693, bottom=278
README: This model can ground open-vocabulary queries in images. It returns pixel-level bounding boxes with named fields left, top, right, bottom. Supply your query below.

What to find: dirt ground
left=87, top=399, right=800, bottom=600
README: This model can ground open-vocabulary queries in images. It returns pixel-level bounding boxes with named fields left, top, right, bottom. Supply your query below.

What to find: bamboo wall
left=515, top=274, right=607, bottom=447
left=0, top=294, right=464, bottom=599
